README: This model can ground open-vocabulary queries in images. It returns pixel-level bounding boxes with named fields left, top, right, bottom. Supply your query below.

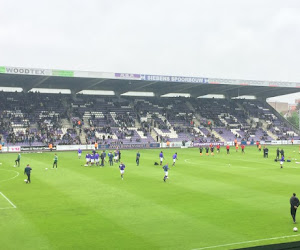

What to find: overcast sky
left=0, top=0, right=299, bottom=103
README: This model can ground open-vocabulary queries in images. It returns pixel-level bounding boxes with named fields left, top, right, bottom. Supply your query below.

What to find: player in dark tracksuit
left=205, top=147, right=209, bottom=156
left=53, top=154, right=58, bottom=168
left=108, top=152, right=113, bottom=166
left=290, top=193, right=299, bottom=223
left=276, top=148, right=280, bottom=160
left=136, top=152, right=140, bottom=166
left=24, top=164, right=32, bottom=183
left=15, top=153, right=21, bottom=167
left=199, top=147, right=203, bottom=156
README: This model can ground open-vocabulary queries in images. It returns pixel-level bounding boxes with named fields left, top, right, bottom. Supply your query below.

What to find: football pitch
left=0, top=145, right=300, bottom=250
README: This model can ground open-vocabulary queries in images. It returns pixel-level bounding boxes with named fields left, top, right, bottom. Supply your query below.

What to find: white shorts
left=164, top=171, right=168, bottom=176
left=114, top=156, right=118, bottom=160
left=91, top=159, right=95, bottom=163
left=173, top=159, right=176, bottom=163
left=96, top=159, right=99, bottom=163
left=160, top=157, right=163, bottom=162
left=86, top=158, right=90, bottom=163
left=280, top=161, right=283, bottom=165
left=120, top=170, right=124, bottom=174
left=78, top=153, right=81, bottom=157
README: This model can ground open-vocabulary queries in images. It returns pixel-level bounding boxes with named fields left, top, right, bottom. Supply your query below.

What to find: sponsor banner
left=269, top=140, right=300, bottom=145
left=56, top=145, right=87, bottom=151
left=1, top=66, right=300, bottom=88
left=161, top=142, right=183, bottom=148
left=115, top=73, right=141, bottom=80
left=193, top=142, right=225, bottom=147
left=52, top=70, right=74, bottom=77
left=57, top=143, right=160, bottom=151
left=109, top=143, right=159, bottom=149
left=8, top=146, right=21, bottom=152
left=4, top=66, right=51, bottom=76
left=21, top=146, right=56, bottom=151
left=1, top=147, right=8, bottom=152
left=141, top=74, right=208, bottom=84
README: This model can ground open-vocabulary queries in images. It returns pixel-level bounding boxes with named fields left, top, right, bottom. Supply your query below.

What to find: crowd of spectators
left=0, top=92, right=299, bottom=146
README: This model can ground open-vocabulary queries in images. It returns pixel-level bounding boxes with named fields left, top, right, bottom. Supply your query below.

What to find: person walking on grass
left=78, top=148, right=82, bottom=159
left=280, top=155, right=284, bottom=169
left=119, top=162, right=125, bottom=180
left=159, top=151, right=164, bottom=165
left=136, top=151, right=140, bottom=166
left=108, top=151, right=113, bottom=166
left=53, top=154, right=58, bottom=169
left=290, top=193, right=299, bottom=223
left=172, top=153, right=178, bottom=166
left=15, top=153, right=21, bottom=167
left=163, top=163, right=169, bottom=182
left=24, top=164, right=32, bottom=184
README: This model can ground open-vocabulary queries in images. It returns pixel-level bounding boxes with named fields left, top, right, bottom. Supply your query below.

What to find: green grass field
left=0, top=145, right=300, bottom=250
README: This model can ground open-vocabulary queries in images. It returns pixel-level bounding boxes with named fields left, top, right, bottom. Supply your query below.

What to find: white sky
left=0, top=0, right=299, bottom=103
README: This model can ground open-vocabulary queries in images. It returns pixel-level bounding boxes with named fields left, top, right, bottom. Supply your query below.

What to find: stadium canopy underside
left=0, top=66, right=299, bottom=99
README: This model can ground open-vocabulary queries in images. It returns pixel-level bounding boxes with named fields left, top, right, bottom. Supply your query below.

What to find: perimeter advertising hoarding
left=1, top=66, right=299, bottom=88
left=3, top=67, right=51, bottom=76
left=1, top=146, right=21, bottom=152
left=141, top=74, right=208, bottom=84
left=192, top=142, right=225, bottom=147
left=56, top=143, right=160, bottom=151
left=115, top=73, right=141, bottom=80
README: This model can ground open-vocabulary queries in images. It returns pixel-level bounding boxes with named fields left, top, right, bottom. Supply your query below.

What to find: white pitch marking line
left=0, top=192, right=17, bottom=208
left=0, top=169, right=20, bottom=183
left=191, top=234, right=300, bottom=250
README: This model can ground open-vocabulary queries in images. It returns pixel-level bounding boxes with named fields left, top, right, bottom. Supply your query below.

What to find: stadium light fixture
left=197, top=94, right=225, bottom=99
left=121, top=91, right=155, bottom=97
left=29, top=88, right=71, bottom=94
left=0, top=87, right=23, bottom=92
left=77, top=90, right=115, bottom=95
left=231, top=95, right=257, bottom=100
left=161, top=93, right=190, bottom=98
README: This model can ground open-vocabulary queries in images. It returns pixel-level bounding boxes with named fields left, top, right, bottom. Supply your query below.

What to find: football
left=45, top=168, right=48, bottom=170
left=24, top=179, right=28, bottom=183
left=293, top=227, right=298, bottom=232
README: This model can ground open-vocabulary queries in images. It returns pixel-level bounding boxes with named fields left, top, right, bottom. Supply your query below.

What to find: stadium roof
left=0, top=66, right=299, bottom=99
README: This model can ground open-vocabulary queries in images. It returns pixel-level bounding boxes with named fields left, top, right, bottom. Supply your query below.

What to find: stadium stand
left=0, top=91, right=299, bottom=147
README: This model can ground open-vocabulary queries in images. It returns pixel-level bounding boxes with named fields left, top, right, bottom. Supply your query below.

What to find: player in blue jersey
left=159, top=151, right=164, bottom=165
left=119, top=162, right=125, bottom=180
left=78, top=148, right=82, bottom=159
left=163, top=163, right=169, bottom=182
left=85, top=153, right=91, bottom=166
left=172, top=153, right=178, bottom=166
left=136, top=151, right=140, bottom=166
left=90, top=153, right=95, bottom=166
left=280, top=155, right=284, bottom=169
left=95, top=152, right=100, bottom=166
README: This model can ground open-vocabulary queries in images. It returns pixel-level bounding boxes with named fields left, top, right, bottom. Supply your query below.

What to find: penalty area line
left=0, top=192, right=17, bottom=209
left=191, top=234, right=300, bottom=250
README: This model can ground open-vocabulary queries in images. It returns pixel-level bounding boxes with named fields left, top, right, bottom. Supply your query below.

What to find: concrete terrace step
left=211, top=129, right=225, bottom=142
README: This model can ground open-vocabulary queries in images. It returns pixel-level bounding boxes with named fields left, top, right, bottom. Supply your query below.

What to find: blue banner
left=141, top=74, right=208, bottom=84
